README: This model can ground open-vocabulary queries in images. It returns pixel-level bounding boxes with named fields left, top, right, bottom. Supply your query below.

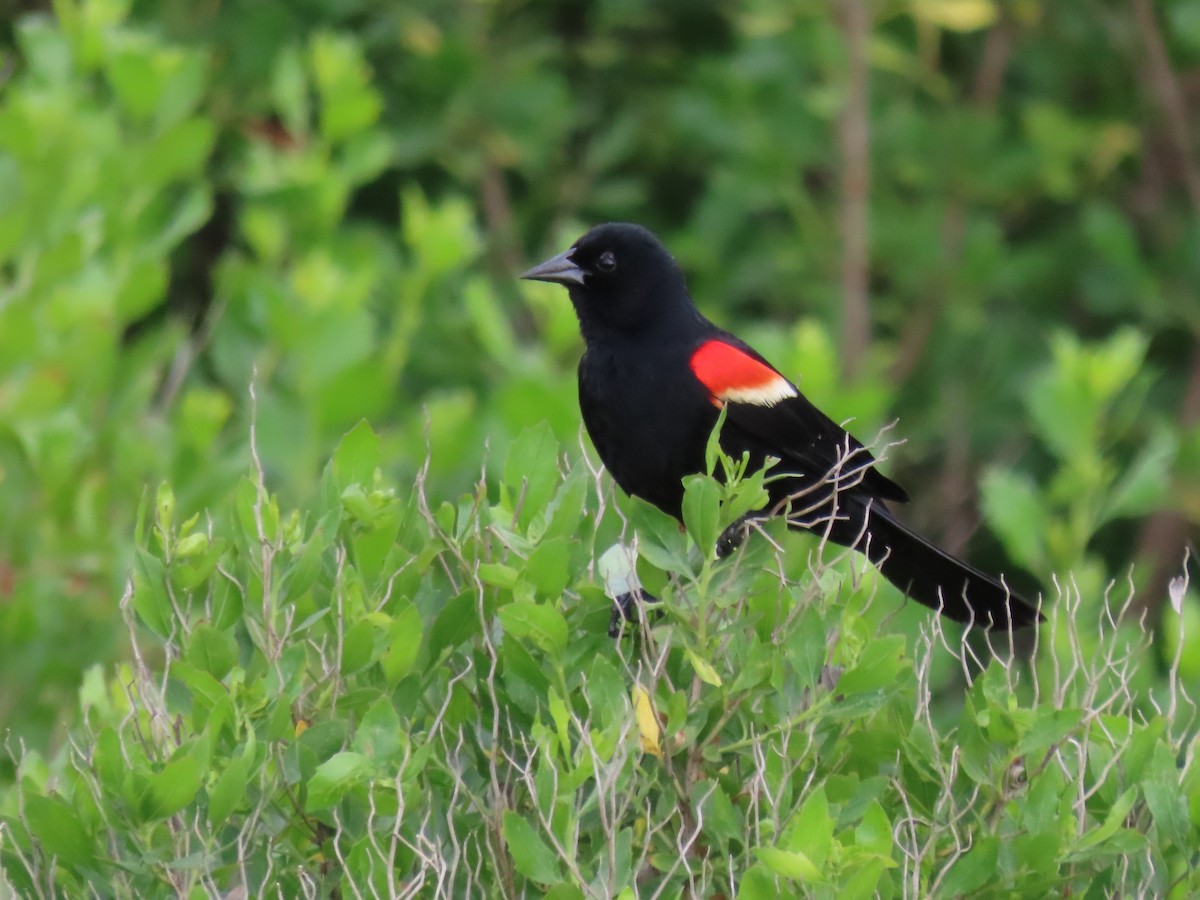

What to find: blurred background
left=1, top=0, right=1198, bottom=758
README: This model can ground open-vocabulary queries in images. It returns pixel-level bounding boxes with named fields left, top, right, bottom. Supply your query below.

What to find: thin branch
left=837, top=0, right=872, bottom=380
left=1131, top=0, right=1200, bottom=208
left=1128, top=0, right=1200, bottom=620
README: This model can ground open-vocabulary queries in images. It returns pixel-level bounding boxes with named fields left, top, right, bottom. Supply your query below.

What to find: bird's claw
left=608, top=589, right=661, bottom=638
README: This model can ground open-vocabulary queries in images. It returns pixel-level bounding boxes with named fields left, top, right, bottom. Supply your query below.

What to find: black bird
left=521, top=223, right=1041, bottom=629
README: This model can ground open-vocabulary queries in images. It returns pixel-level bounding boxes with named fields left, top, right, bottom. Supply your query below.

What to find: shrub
left=3, top=421, right=1197, bottom=897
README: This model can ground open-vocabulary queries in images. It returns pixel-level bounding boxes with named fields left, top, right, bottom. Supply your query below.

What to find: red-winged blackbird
left=521, top=223, right=1041, bottom=629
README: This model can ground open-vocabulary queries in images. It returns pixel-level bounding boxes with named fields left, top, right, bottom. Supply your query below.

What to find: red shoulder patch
left=689, top=340, right=798, bottom=408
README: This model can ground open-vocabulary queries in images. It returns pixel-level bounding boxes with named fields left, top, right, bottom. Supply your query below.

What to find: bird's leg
left=608, top=589, right=661, bottom=638
left=599, top=543, right=661, bottom=638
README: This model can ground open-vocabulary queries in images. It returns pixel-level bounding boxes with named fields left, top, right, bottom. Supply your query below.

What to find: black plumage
left=522, top=223, right=1040, bottom=629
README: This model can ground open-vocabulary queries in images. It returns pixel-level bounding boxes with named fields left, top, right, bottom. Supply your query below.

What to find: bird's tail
left=858, top=507, right=1042, bottom=629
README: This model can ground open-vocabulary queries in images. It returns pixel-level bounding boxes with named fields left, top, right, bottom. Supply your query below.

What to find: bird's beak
left=519, top=249, right=587, bottom=286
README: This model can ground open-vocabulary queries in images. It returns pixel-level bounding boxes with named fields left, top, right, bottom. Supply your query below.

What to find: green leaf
left=724, top=461, right=771, bottom=524
left=1027, top=330, right=1148, bottom=462
left=837, top=635, right=905, bottom=695
left=1101, top=430, right=1175, bottom=525
left=133, top=548, right=172, bottom=637
left=854, top=802, right=893, bottom=858
left=755, top=846, right=823, bottom=883
left=1142, top=743, right=1192, bottom=850
left=310, top=31, right=382, bottom=142
left=1085, top=327, right=1149, bottom=402
left=331, top=420, right=381, bottom=491
left=352, top=509, right=403, bottom=588
left=543, top=467, right=589, bottom=541
left=1122, top=718, right=1167, bottom=784
left=525, top=538, right=572, bottom=599
left=143, top=116, right=214, bottom=184
left=783, top=787, right=832, bottom=869
left=544, top=886, right=585, bottom=900
left=704, top=405, right=729, bottom=476
left=501, top=810, right=562, bottom=884
left=730, top=640, right=775, bottom=693
left=171, top=660, right=229, bottom=721
left=105, top=38, right=163, bottom=120
left=401, top=188, right=481, bottom=274
left=686, top=648, right=724, bottom=687
left=381, top=601, right=423, bottom=684
left=696, top=779, right=743, bottom=843
left=500, top=602, right=568, bottom=658
left=173, top=530, right=210, bottom=560
left=980, top=468, right=1048, bottom=572
left=24, top=794, right=96, bottom=869
left=736, top=863, right=780, bottom=900
left=430, top=590, right=481, bottom=656
left=840, top=858, right=887, bottom=900
left=343, top=615, right=386, bottom=674
left=629, top=497, right=690, bottom=573
left=93, top=727, right=126, bottom=797
left=341, top=131, right=395, bottom=184
left=233, top=475, right=280, bottom=544
left=935, top=835, right=999, bottom=896
left=271, top=43, right=309, bottom=138
left=479, top=563, right=519, bottom=588
left=1016, top=708, right=1085, bottom=759
left=1027, top=353, right=1098, bottom=461
left=208, top=737, right=256, bottom=825
left=298, top=721, right=351, bottom=770
left=682, top=475, right=721, bottom=551
left=306, top=751, right=374, bottom=812
left=142, top=753, right=203, bottom=820
left=464, top=278, right=518, bottom=369
left=352, top=698, right=404, bottom=766
left=503, top=423, right=561, bottom=532
left=1075, top=787, right=1137, bottom=852
left=156, top=481, right=176, bottom=532
left=1021, top=763, right=1068, bottom=835
left=186, top=623, right=238, bottom=680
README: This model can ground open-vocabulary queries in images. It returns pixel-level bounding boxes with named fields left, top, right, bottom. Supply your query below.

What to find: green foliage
left=3, top=0, right=1200, bottom=893
left=3, top=427, right=1199, bottom=896
left=0, top=1, right=583, bottom=750
left=982, top=328, right=1170, bottom=574
left=0, top=6, right=219, bottom=751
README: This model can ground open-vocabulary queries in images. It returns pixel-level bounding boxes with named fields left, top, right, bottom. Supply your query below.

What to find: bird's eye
left=597, top=251, right=617, bottom=272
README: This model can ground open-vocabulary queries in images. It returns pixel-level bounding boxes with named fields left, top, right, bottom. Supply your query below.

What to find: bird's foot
left=608, top=589, right=661, bottom=638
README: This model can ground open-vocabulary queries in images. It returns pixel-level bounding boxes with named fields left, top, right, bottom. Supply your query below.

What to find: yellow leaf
left=632, top=684, right=662, bottom=757
left=912, top=0, right=997, bottom=32
left=1090, top=122, right=1140, bottom=178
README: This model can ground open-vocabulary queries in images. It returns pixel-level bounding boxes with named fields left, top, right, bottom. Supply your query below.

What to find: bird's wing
left=688, top=336, right=909, bottom=504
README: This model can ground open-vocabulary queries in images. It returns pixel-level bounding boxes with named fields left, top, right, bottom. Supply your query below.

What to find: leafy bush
left=3, top=0, right=1200, bottom=894
left=3, top=422, right=1198, bottom=897
left=0, top=5, right=580, bottom=750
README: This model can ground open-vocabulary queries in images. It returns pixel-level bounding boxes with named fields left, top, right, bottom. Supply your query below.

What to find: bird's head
left=520, top=223, right=692, bottom=339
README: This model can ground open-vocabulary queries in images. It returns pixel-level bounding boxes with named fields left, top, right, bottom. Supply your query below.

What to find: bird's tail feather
left=861, top=509, right=1042, bottom=629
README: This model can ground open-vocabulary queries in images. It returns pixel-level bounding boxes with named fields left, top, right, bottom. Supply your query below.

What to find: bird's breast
left=577, top=343, right=717, bottom=518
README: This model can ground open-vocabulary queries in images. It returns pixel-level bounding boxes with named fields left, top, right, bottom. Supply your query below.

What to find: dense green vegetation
left=2, top=0, right=1199, bottom=894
